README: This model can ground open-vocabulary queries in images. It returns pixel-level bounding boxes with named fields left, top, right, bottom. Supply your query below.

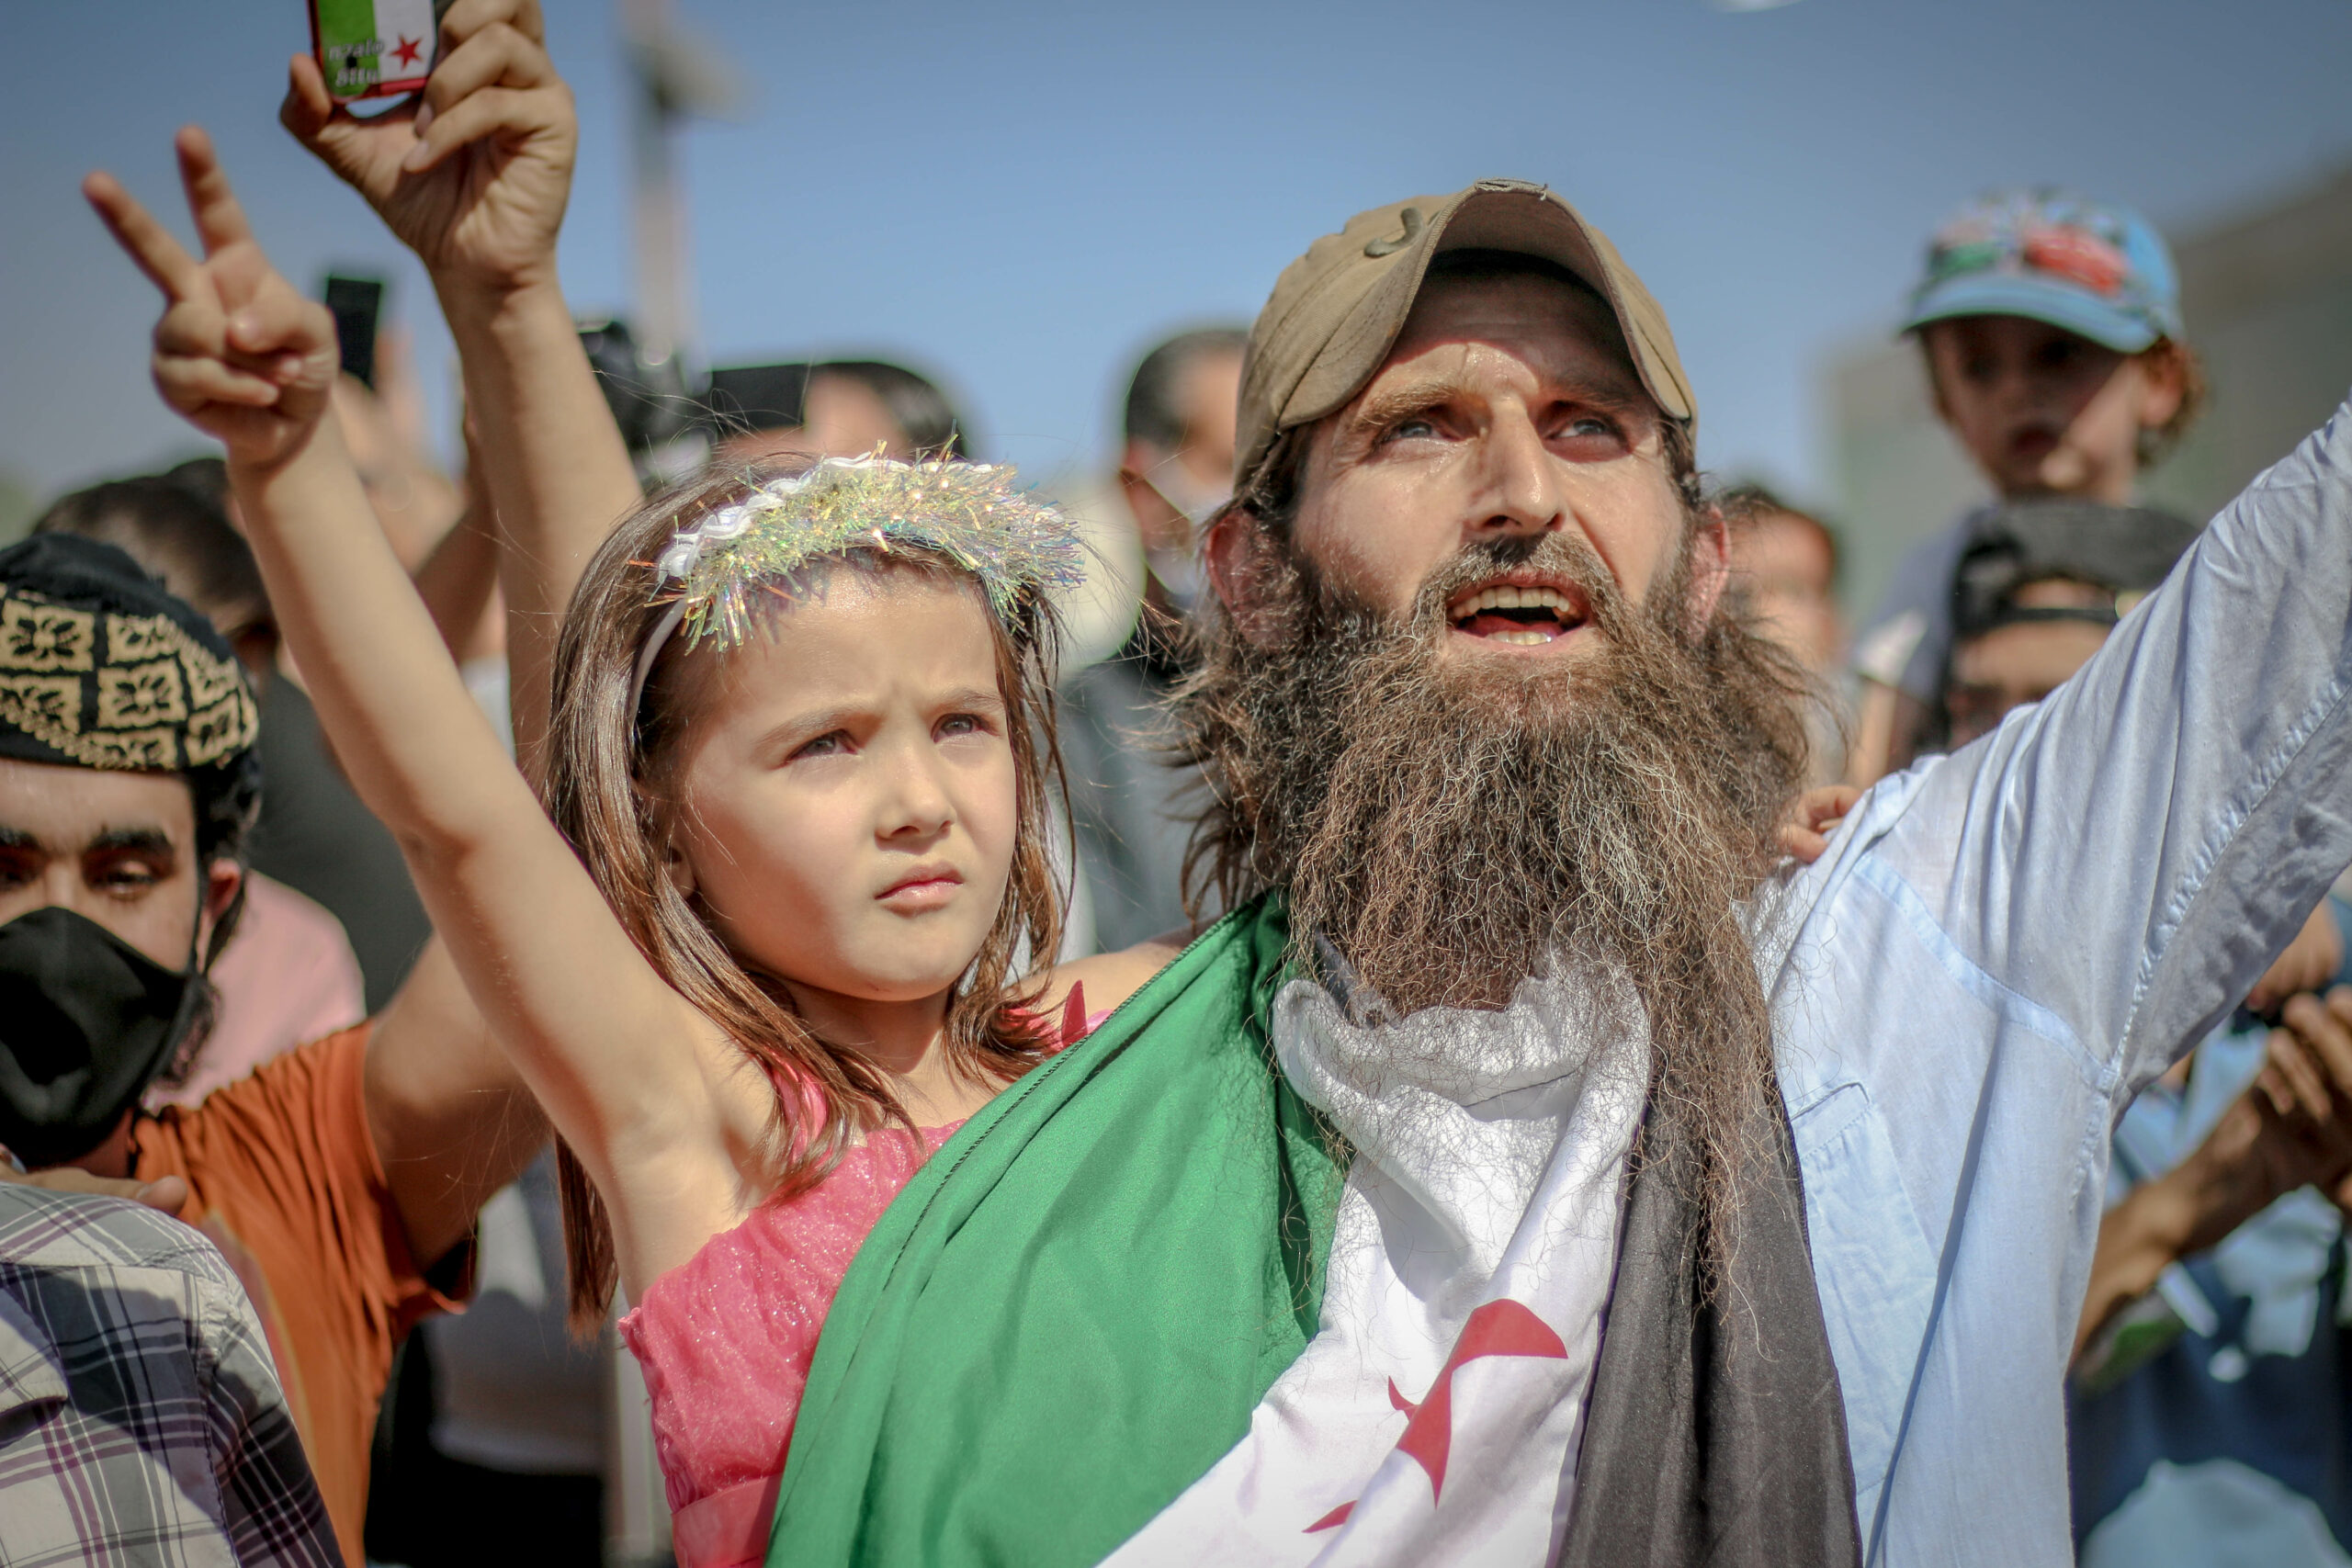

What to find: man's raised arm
left=281, top=0, right=639, bottom=774
left=1862, top=390, right=2352, bottom=1100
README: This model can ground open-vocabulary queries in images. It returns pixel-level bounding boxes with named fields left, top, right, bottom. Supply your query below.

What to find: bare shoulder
left=1043, top=932, right=1192, bottom=1020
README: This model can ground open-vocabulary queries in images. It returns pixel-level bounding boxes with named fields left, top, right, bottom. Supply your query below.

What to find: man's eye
left=1384, top=416, right=1439, bottom=444
left=95, top=863, right=161, bottom=896
left=1565, top=415, right=1616, bottom=440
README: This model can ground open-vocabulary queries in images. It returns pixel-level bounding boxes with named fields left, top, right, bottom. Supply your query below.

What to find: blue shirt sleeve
left=1863, top=393, right=2352, bottom=1107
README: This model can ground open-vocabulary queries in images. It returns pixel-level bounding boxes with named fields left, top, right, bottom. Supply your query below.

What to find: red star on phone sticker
left=390, top=36, right=423, bottom=67
left=1306, top=1298, right=1568, bottom=1532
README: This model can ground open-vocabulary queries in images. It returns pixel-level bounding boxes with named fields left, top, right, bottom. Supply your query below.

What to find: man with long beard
left=755, top=188, right=2352, bottom=1568
left=273, top=17, right=2352, bottom=1564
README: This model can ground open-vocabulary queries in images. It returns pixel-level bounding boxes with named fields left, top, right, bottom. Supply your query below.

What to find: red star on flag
left=1306, top=1298, right=1569, bottom=1531
left=390, top=36, right=424, bottom=67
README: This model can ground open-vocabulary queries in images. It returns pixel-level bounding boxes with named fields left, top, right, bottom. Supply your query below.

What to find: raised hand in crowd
left=284, top=0, right=632, bottom=772
left=89, top=126, right=551, bottom=1244
left=2075, top=985, right=2352, bottom=1362
left=281, top=0, right=571, bottom=297
left=85, top=132, right=339, bottom=476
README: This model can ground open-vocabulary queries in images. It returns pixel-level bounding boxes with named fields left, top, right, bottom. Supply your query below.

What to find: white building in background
left=1825, top=163, right=2352, bottom=622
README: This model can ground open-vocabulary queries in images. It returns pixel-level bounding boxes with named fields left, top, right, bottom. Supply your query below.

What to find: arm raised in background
left=1864, top=394, right=2352, bottom=1102
left=85, top=131, right=737, bottom=1287
left=2074, top=991, right=2352, bottom=1364
left=280, top=0, right=639, bottom=779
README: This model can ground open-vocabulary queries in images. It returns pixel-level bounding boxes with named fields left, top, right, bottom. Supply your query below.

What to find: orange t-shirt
left=131, top=1022, right=464, bottom=1561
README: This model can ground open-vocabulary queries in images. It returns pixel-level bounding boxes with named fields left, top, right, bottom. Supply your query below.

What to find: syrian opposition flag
left=311, top=0, right=438, bottom=102
left=1102, top=972, right=1652, bottom=1566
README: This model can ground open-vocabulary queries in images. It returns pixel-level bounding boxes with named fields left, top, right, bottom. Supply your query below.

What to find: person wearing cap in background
left=1846, top=188, right=2205, bottom=785
left=1927, top=502, right=2352, bottom=1565
left=1059, top=326, right=1248, bottom=953
left=0, top=533, right=543, bottom=1561
left=30, top=474, right=368, bottom=1108
left=283, top=17, right=2352, bottom=1566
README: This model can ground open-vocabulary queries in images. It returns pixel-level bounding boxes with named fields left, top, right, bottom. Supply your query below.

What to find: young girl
left=89, top=132, right=1173, bottom=1568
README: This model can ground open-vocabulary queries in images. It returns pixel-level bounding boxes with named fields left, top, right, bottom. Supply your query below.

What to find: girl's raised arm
left=85, top=131, right=739, bottom=1268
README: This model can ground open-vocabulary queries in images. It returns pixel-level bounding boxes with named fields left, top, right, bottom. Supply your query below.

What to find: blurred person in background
left=1060, top=327, right=1245, bottom=952
left=1847, top=189, right=2203, bottom=785
left=32, top=475, right=366, bottom=1106
left=705, top=358, right=970, bottom=463
left=1721, top=483, right=1846, bottom=784
left=1928, top=502, right=2352, bottom=1565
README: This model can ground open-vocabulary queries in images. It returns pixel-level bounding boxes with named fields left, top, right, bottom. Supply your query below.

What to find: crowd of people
left=4, top=6, right=2351, bottom=1567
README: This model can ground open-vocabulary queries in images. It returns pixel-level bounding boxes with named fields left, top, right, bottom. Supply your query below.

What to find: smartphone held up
left=310, top=0, right=446, bottom=103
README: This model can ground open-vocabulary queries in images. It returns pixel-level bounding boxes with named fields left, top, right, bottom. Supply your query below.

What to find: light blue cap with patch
left=1902, top=188, right=2182, bottom=354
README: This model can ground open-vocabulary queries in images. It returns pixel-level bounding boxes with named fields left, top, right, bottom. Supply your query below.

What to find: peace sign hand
left=85, top=129, right=339, bottom=473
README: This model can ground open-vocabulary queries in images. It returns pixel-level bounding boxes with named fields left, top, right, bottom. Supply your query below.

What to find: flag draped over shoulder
left=768, top=897, right=1344, bottom=1568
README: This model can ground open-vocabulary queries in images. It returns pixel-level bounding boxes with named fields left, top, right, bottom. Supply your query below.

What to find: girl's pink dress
left=616, top=994, right=1095, bottom=1568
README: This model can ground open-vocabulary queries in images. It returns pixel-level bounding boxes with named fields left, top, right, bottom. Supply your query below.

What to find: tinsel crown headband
left=628, top=454, right=1085, bottom=718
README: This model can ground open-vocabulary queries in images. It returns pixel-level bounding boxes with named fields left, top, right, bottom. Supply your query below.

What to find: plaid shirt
left=0, top=1183, right=343, bottom=1567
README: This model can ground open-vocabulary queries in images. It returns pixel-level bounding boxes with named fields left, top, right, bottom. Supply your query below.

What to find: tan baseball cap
left=1234, top=177, right=1695, bottom=486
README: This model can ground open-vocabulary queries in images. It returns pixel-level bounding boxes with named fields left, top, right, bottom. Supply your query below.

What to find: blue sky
left=5, top=0, right=2348, bottom=513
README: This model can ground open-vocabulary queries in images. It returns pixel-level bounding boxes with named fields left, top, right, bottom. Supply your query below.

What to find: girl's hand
left=1779, top=784, right=1862, bottom=865
left=280, top=0, right=575, bottom=298
left=85, top=129, right=338, bottom=473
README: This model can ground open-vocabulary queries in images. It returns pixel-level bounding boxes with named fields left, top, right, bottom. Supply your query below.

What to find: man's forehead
left=1369, top=272, right=1650, bottom=405
left=0, top=757, right=194, bottom=841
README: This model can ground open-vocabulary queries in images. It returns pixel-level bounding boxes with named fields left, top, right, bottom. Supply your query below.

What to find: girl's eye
left=790, top=731, right=849, bottom=761
left=936, top=713, right=989, bottom=740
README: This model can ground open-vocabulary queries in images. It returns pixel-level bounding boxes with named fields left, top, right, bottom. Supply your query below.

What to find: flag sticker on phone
left=312, top=0, right=440, bottom=103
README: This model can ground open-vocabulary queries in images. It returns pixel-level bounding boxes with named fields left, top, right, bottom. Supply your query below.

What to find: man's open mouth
left=1446, top=577, right=1592, bottom=646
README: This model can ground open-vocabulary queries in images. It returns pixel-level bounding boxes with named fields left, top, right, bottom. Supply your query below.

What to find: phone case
left=311, top=0, right=444, bottom=103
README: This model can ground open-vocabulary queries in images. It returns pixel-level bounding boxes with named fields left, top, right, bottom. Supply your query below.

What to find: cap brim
left=1437, top=190, right=1695, bottom=423
left=1902, top=276, right=2158, bottom=355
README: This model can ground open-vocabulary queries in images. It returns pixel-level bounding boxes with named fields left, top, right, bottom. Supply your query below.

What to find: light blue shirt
left=1760, top=392, right=2352, bottom=1566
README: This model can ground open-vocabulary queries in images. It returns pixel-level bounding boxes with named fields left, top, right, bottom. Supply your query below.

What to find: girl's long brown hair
left=541, top=461, right=1067, bottom=1331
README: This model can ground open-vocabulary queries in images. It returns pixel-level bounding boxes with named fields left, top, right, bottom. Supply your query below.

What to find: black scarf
left=1559, top=1075, right=1861, bottom=1567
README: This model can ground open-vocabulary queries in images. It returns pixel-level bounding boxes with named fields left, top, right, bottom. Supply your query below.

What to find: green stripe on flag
left=771, top=896, right=1344, bottom=1567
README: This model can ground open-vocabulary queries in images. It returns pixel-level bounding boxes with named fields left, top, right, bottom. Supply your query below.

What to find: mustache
left=1300, top=527, right=1656, bottom=648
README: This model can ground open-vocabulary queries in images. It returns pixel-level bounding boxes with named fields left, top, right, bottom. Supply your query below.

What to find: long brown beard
left=1175, top=520, right=1814, bottom=1247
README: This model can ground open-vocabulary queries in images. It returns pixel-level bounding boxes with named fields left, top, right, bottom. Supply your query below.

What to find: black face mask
left=0, top=906, right=205, bottom=1169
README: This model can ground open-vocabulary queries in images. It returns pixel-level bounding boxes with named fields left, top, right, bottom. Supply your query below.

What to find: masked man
left=280, top=13, right=2352, bottom=1564
left=0, top=534, right=537, bottom=1559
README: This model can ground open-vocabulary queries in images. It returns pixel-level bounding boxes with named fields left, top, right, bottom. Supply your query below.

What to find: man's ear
left=1204, top=507, right=1287, bottom=649
left=1684, top=505, right=1732, bottom=634
left=198, top=860, right=244, bottom=960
